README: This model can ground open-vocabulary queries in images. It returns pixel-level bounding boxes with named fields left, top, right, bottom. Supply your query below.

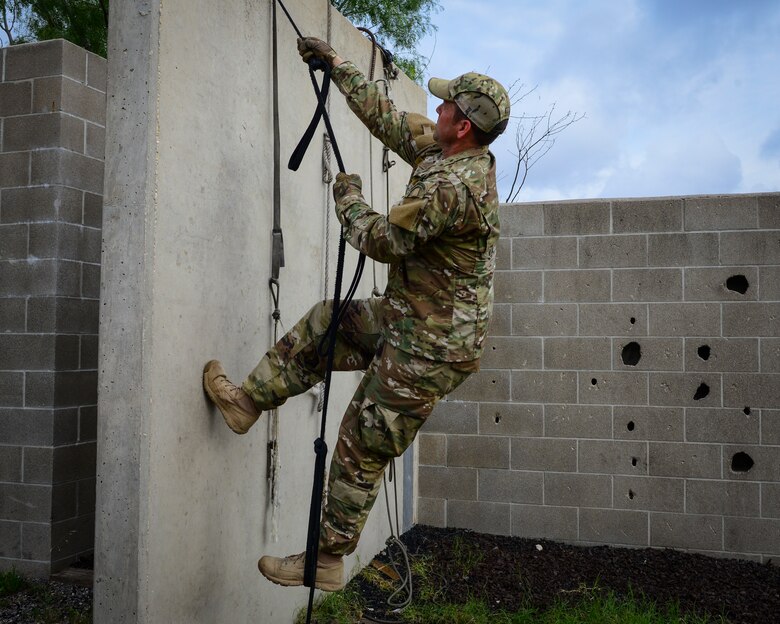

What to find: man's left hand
left=333, top=172, right=363, bottom=204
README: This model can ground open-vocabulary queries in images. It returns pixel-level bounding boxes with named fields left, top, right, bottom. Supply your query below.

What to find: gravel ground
left=0, top=579, right=91, bottom=624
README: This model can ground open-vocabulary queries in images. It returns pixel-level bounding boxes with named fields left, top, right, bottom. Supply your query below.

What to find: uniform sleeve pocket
left=389, top=198, right=426, bottom=232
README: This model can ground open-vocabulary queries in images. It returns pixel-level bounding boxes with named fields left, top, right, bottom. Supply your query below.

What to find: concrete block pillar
left=0, top=40, right=106, bottom=578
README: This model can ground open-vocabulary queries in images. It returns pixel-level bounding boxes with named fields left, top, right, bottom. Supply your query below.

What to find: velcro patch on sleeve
left=389, top=198, right=426, bottom=232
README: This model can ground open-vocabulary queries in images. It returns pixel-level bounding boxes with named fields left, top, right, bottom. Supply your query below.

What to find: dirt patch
left=355, top=525, right=779, bottom=624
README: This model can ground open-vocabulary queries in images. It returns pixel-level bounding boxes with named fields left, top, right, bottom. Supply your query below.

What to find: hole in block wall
left=628, top=489, right=635, bottom=500
left=697, top=345, right=711, bottom=361
left=693, top=383, right=710, bottom=401
left=631, top=457, right=638, bottom=467
left=621, top=342, right=642, bottom=366
left=494, top=413, right=502, bottom=424
left=627, top=421, right=635, bottom=431
left=731, top=452, right=754, bottom=472
left=491, top=379, right=497, bottom=385
left=726, top=274, right=749, bottom=295
left=591, top=378, right=598, bottom=385
left=630, top=317, right=636, bottom=325
left=743, top=406, right=751, bottom=415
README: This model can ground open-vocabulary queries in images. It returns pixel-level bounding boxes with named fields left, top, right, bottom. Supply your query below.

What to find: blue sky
left=418, top=0, right=780, bottom=202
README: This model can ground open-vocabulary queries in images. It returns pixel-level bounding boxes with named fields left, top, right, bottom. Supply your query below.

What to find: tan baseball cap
left=428, top=72, right=510, bottom=133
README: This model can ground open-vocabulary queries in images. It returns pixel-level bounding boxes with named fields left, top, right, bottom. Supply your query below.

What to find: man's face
left=433, top=100, right=461, bottom=147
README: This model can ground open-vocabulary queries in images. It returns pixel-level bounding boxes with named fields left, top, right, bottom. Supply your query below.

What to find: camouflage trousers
left=242, top=298, right=477, bottom=556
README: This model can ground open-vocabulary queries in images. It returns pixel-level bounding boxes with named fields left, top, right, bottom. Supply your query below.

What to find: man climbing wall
left=203, top=36, right=510, bottom=591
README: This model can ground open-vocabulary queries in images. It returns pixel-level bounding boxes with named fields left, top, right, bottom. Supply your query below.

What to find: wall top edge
left=503, top=191, right=780, bottom=207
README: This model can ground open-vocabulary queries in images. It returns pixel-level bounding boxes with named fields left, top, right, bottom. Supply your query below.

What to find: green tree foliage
left=332, top=0, right=440, bottom=83
left=24, top=0, right=108, bottom=57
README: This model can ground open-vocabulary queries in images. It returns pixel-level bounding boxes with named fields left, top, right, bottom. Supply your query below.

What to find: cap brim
left=428, top=77, right=451, bottom=100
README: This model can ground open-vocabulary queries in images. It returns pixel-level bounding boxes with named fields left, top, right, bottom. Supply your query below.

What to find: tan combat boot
left=258, top=552, right=345, bottom=592
left=202, top=360, right=260, bottom=434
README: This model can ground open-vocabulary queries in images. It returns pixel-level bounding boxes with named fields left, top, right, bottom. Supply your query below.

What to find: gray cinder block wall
left=0, top=40, right=106, bottom=577
left=419, top=194, right=780, bottom=564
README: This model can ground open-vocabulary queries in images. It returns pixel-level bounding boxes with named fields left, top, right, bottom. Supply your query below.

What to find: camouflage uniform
left=243, top=63, right=507, bottom=555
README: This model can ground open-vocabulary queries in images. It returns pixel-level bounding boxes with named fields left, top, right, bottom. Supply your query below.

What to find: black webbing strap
left=271, top=0, right=284, bottom=280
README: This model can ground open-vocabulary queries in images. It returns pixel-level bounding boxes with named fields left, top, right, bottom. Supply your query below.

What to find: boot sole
left=202, top=360, right=254, bottom=435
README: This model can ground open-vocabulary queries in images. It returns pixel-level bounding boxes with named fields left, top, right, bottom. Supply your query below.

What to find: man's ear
left=456, top=118, right=472, bottom=140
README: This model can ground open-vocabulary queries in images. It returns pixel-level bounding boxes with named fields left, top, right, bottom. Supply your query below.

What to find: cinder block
left=0, top=372, right=24, bottom=407
left=55, top=334, right=81, bottom=375
left=511, top=503, right=578, bottom=540
left=51, top=515, right=94, bottom=560
left=545, top=404, right=612, bottom=439
left=580, top=508, right=648, bottom=546
left=25, top=370, right=98, bottom=408
left=686, top=408, right=759, bottom=444
left=83, top=192, right=102, bottom=228
left=650, top=512, right=722, bottom=550
left=720, top=231, right=780, bottom=265
left=0, top=81, right=32, bottom=116
left=77, top=477, right=96, bottom=516
left=5, top=40, right=86, bottom=82
left=480, top=336, right=542, bottom=369
left=0, top=152, right=30, bottom=187
left=51, top=443, right=96, bottom=484
left=613, top=198, right=682, bottom=233
left=647, top=233, right=719, bottom=267
left=512, top=303, right=577, bottom=336
left=418, top=466, right=477, bottom=500
left=649, top=372, right=722, bottom=407
left=447, top=435, right=509, bottom=469
left=0, top=483, right=51, bottom=521
left=762, top=483, right=780, bottom=518
left=479, top=402, right=543, bottom=437
left=511, top=437, right=576, bottom=471
left=544, top=202, right=610, bottom=235
left=758, top=195, right=780, bottom=228
left=499, top=203, right=543, bottom=236
left=78, top=406, right=97, bottom=442
left=684, top=338, right=758, bottom=373
left=544, top=473, right=611, bottom=507
left=544, top=270, right=611, bottom=303
left=614, top=406, right=684, bottom=441
left=489, top=303, right=511, bottom=336
left=684, top=195, right=758, bottom=231
left=685, top=267, right=759, bottom=302
left=53, top=408, right=79, bottom=445
left=418, top=433, right=445, bottom=466
left=580, top=372, right=648, bottom=406
left=449, top=370, right=510, bottom=402
left=723, top=303, right=780, bottom=337
left=79, top=334, right=99, bottom=369
left=544, top=337, right=611, bottom=370
left=56, top=298, right=99, bottom=334
left=613, top=476, right=684, bottom=512
left=86, top=53, right=107, bottom=90
left=579, top=303, right=647, bottom=336
left=0, top=521, right=22, bottom=558
left=686, top=480, right=760, bottom=517
left=478, top=469, right=542, bottom=504
left=0, top=224, right=28, bottom=260
left=30, top=148, right=104, bottom=195
left=648, top=442, right=721, bottom=478
left=512, top=371, right=577, bottom=403
left=0, top=298, right=26, bottom=332
left=614, top=337, right=683, bottom=371
left=0, top=334, right=57, bottom=370
left=759, top=267, right=780, bottom=302
left=20, top=522, right=50, bottom=560
left=416, top=497, right=445, bottom=527
left=0, top=186, right=82, bottom=224
left=0, top=446, right=23, bottom=483
left=426, top=401, right=477, bottom=435
left=579, top=440, right=648, bottom=475
left=723, top=373, right=780, bottom=408
left=2, top=113, right=84, bottom=153
left=648, top=303, right=720, bottom=337
left=0, top=408, right=55, bottom=445
left=724, top=517, right=780, bottom=555
left=579, top=235, right=647, bottom=268
left=21, top=447, right=51, bottom=485
left=29, top=222, right=101, bottom=264
left=723, top=445, right=780, bottom=481
left=51, top=481, right=78, bottom=521
left=613, top=269, right=682, bottom=302
left=763, top=410, right=780, bottom=445
left=496, top=237, right=510, bottom=270
left=494, top=271, right=542, bottom=303
left=513, top=237, right=577, bottom=269
left=448, top=500, right=511, bottom=535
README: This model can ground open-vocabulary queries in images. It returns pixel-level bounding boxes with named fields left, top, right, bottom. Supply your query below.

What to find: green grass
left=301, top=559, right=728, bottom=624
left=0, top=568, right=92, bottom=624
left=0, top=568, right=28, bottom=597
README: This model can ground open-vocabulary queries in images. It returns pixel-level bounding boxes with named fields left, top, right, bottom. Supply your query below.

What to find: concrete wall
left=0, top=40, right=106, bottom=577
left=419, top=193, right=780, bottom=564
left=96, top=1, right=425, bottom=622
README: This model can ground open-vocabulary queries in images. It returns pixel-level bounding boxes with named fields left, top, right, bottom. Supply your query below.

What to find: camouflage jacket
left=331, top=61, right=500, bottom=362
